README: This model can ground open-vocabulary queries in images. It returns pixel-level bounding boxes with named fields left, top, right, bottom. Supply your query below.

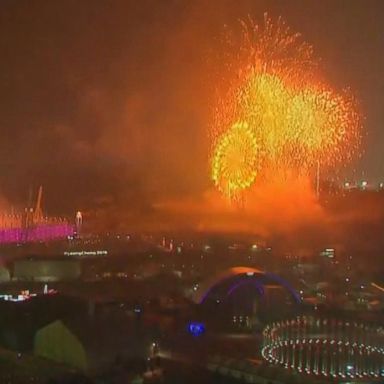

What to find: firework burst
left=211, top=14, right=361, bottom=200
left=212, top=121, right=259, bottom=198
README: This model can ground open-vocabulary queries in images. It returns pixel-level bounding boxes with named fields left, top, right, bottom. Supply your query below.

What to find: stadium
left=262, top=316, right=384, bottom=381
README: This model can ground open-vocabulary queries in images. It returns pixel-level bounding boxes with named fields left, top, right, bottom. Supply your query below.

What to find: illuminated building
left=262, top=316, right=384, bottom=380
left=75, top=211, right=82, bottom=237
left=13, top=259, right=81, bottom=282
left=0, top=186, right=74, bottom=244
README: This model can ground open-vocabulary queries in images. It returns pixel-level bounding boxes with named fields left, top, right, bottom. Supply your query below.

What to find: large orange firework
left=212, top=121, right=259, bottom=198
left=211, top=14, right=361, bottom=200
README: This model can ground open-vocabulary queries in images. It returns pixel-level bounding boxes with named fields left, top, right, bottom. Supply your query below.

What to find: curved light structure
left=262, top=316, right=384, bottom=380
left=192, top=266, right=301, bottom=304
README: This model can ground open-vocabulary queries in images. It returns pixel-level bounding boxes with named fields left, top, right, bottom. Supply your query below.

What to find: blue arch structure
left=191, top=267, right=301, bottom=304
left=226, top=278, right=265, bottom=297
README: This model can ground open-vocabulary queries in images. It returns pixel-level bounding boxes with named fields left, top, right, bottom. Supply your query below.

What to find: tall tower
left=33, top=185, right=44, bottom=223
left=75, top=211, right=82, bottom=237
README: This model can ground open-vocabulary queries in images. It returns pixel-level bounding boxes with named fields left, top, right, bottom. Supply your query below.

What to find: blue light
left=188, top=322, right=205, bottom=336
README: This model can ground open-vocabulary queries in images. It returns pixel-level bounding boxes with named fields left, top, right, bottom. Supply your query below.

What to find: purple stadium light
left=264, top=272, right=302, bottom=303
left=0, top=223, right=74, bottom=244
left=198, top=270, right=301, bottom=304
left=227, top=278, right=265, bottom=297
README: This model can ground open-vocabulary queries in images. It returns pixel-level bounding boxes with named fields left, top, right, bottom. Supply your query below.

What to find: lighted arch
left=191, top=266, right=301, bottom=304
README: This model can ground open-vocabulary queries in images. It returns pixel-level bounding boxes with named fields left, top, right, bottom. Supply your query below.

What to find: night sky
left=0, top=0, right=383, bottom=215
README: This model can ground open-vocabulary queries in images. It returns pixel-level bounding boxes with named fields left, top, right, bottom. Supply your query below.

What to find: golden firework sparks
left=211, top=14, right=361, bottom=200
left=212, top=121, right=259, bottom=198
